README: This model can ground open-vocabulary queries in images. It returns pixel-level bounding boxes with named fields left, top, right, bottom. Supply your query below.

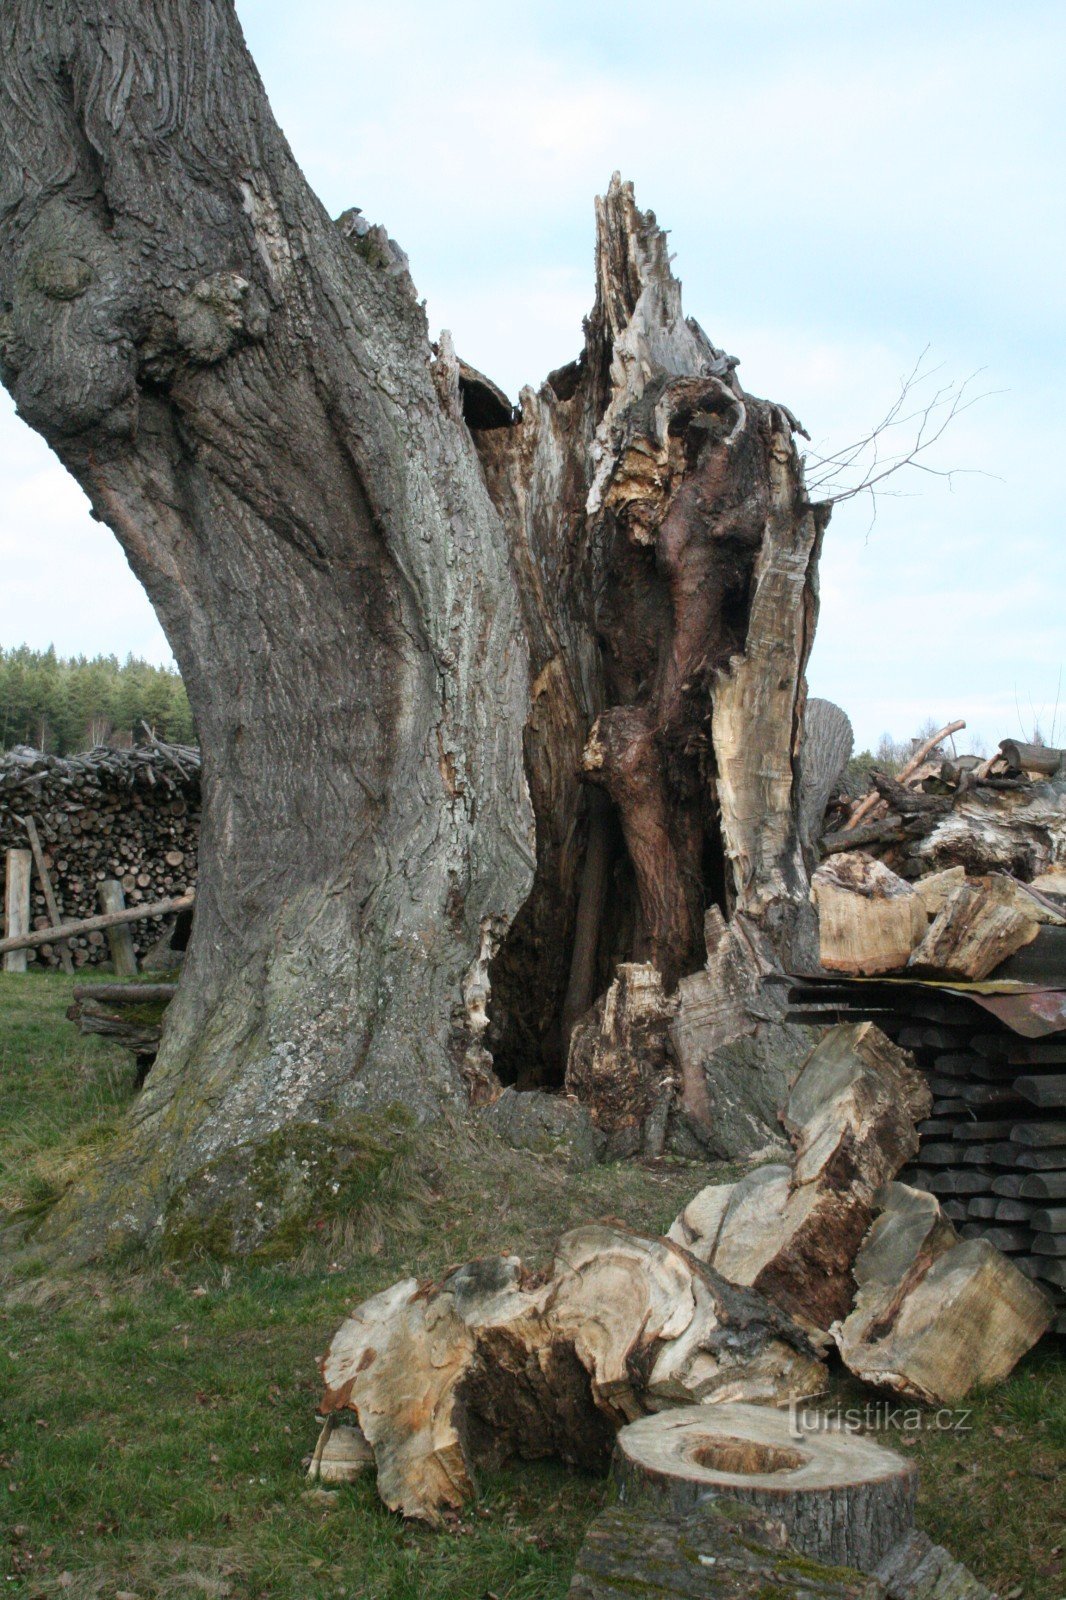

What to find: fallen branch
left=0, top=891, right=194, bottom=955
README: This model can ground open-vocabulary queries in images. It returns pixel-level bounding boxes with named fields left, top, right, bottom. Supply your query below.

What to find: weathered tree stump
left=612, top=1404, right=917, bottom=1574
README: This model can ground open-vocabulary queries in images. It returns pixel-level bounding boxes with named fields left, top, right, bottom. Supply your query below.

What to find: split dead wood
left=318, top=1225, right=825, bottom=1524
left=832, top=1183, right=1052, bottom=1403
left=811, top=854, right=927, bottom=975
left=564, top=962, right=677, bottom=1157
left=668, top=1023, right=931, bottom=1330
left=907, top=880, right=1039, bottom=981
left=612, top=1403, right=917, bottom=1574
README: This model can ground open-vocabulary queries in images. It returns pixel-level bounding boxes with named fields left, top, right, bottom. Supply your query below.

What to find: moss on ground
left=0, top=971, right=1063, bottom=1600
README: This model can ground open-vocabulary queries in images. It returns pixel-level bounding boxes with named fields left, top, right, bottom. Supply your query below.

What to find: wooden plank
left=959, top=1223, right=1028, bottom=1251
left=3, top=848, right=32, bottom=974
left=954, top=1120, right=1020, bottom=1142
left=21, top=816, right=73, bottom=975
left=99, top=879, right=138, bottom=977
left=0, top=891, right=195, bottom=955
left=1011, top=1121, right=1066, bottom=1148
left=1016, top=1173, right=1066, bottom=1201
left=1016, top=1075, right=1066, bottom=1108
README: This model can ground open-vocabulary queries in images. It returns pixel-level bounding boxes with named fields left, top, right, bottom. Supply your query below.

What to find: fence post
left=3, top=849, right=32, bottom=974
left=99, top=879, right=139, bottom=978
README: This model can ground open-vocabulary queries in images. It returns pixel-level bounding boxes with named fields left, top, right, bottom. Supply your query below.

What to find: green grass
left=1, top=971, right=1063, bottom=1600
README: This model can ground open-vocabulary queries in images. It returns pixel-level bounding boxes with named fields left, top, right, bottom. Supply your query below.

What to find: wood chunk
left=1032, top=1233, right=1066, bottom=1257
left=1030, top=1206, right=1066, bottom=1231
left=612, top=1403, right=916, bottom=1574
left=908, top=881, right=1039, bottom=980
left=912, top=866, right=966, bottom=920
left=319, top=1228, right=825, bottom=1524
left=670, top=1023, right=929, bottom=1330
left=565, top=962, right=676, bottom=1156
left=833, top=1183, right=1052, bottom=1403
left=812, top=854, right=927, bottom=975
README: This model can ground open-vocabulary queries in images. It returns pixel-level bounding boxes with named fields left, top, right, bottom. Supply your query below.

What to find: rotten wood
left=907, top=880, right=1039, bottom=980
left=811, top=853, right=927, bottom=975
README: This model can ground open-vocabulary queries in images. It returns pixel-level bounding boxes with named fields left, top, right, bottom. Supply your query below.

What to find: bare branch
left=802, top=351, right=1000, bottom=516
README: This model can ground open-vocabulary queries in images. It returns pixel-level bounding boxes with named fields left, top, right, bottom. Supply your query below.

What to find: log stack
left=0, top=743, right=200, bottom=968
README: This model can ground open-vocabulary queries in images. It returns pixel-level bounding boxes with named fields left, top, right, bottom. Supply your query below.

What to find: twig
left=844, top=719, right=965, bottom=832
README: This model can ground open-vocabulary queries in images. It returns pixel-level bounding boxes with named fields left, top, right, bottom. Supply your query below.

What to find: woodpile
left=0, top=742, right=200, bottom=968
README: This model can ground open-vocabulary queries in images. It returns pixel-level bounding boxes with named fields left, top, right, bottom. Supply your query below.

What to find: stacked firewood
left=0, top=742, right=200, bottom=967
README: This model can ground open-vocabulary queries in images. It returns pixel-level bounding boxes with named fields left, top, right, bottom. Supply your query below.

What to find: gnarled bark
left=0, top=1, right=828, bottom=1254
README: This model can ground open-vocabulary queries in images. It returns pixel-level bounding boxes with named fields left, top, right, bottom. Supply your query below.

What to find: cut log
left=999, top=739, right=1063, bottom=777
left=564, top=963, right=676, bottom=1157
left=1011, top=1120, right=1066, bottom=1148
left=832, top=1182, right=1052, bottom=1403
left=907, top=881, right=1039, bottom=980
left=668, top=1022, right=930, bottom=1330
left=916, top=775, right=1066, bottom=881
left=812, top=854, right=927, bottom=975
left=306, top=1417, right=373, bottom=1484
left=612, top=1403, right=917, bottom=1573
left=318, top=1226, right=825, bottom=1524
left=569, top=1501, right=884, bottom=1599
left=1030, top=1206, right=1066, bottom=1231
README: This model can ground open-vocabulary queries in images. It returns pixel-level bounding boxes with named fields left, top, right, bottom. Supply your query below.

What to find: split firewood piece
left=612, top=1404, right=917, bottom=1574
left=569, top=1501, right=884, bottom=1599
left=907, top=880, right=1039, bottom=981
left=832, top=1183, right=1053, bottom=1404
left=319, top=1228, right=826, bottom=1523
left=811, top=854, right=927, bottom=975
left=975, top=870, right=1066, bottom=926
left=670, top=1024, right=930, bottom=1331
left=911, top=866, right=965, bottom=920
left=565, top=963, right=677, bottom=1157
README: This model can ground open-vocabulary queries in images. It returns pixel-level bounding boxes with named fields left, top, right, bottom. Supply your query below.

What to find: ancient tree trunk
left=0, top=1, right=827, bottom=1255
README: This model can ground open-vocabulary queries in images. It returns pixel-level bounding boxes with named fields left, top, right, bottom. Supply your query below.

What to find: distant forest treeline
left=0, top=646, right=195, bottom=754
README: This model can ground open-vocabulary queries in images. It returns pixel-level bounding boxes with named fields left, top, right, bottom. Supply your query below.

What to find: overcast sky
left=1, top=0, right=1062, bottom=752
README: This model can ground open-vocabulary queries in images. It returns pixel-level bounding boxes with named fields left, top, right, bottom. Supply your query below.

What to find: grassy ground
left=1, top=972, right=1064, bottom=1600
